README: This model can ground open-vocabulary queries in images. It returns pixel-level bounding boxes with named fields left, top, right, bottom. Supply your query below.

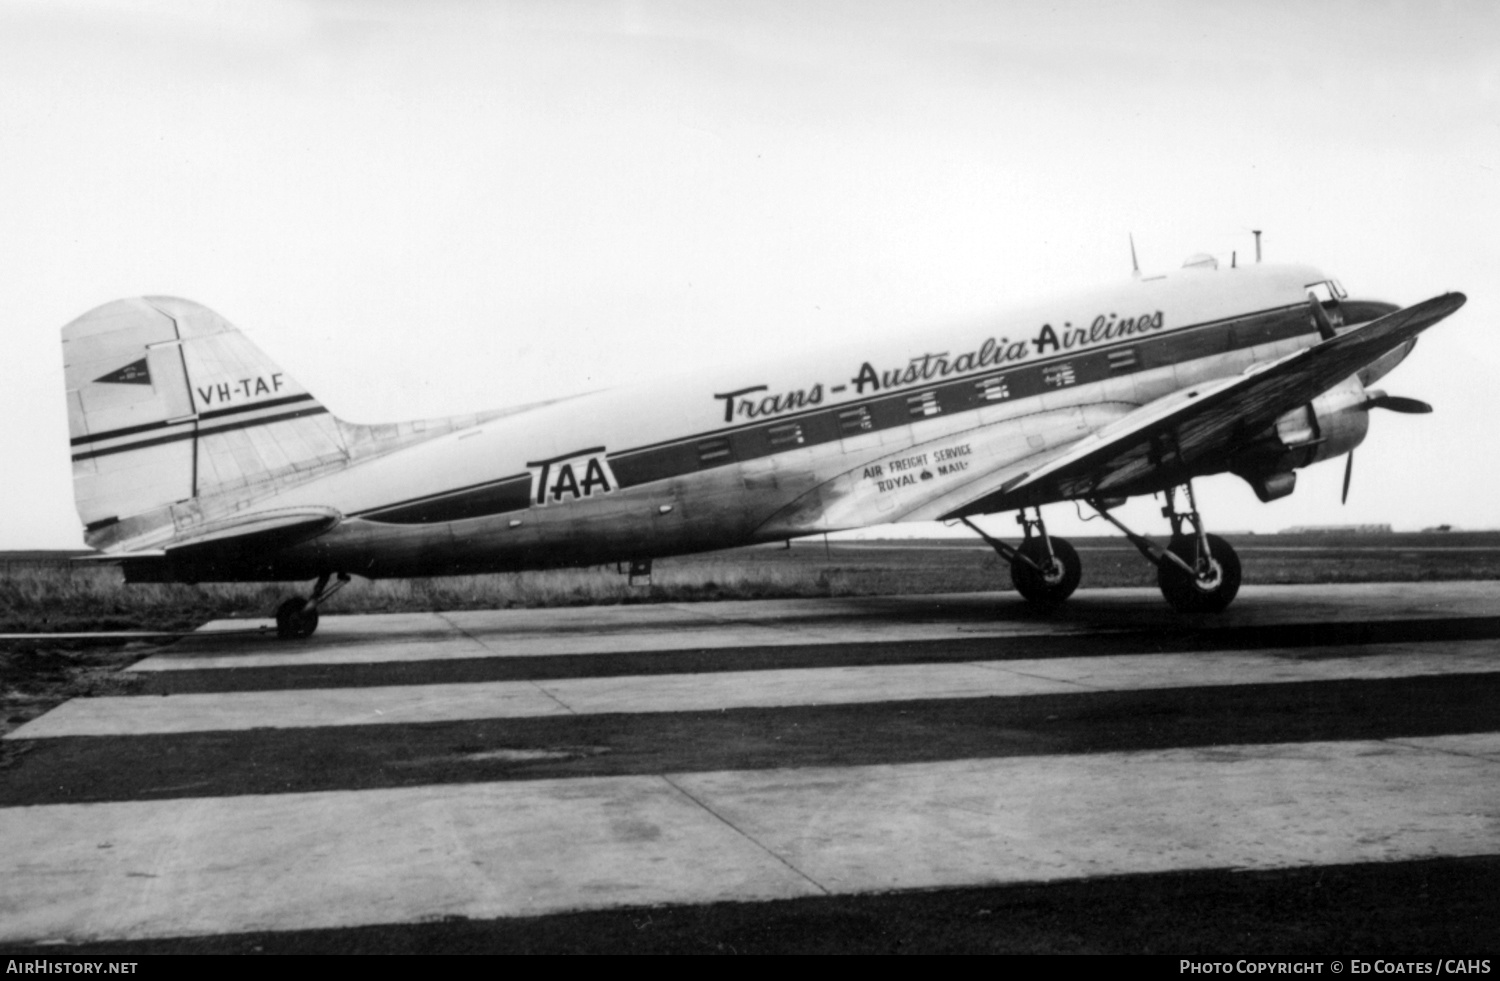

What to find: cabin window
left=976, top=376, right=1009, bottom=401
left=838, top=406, right=873, bottom=433
left=697, top=438, right=732, bottom=464
left=1042, top=363, right=1077, bottom=388
left=767, top=422, right=805, bottom=447
left=907, top=391, right=941, bottom=417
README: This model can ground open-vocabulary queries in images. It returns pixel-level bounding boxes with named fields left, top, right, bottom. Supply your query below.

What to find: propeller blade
left=1362, top=394, right=1433, bottom=414
left=1308, top=294, right=1338, bottom=341
left=1342, top=451, right=1354, bottom=505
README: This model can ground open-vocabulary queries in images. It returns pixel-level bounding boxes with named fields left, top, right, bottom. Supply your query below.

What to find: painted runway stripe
left=1, top=733, right=1495, bottom=944
left=5, top=673, right=1498, bottom=807
left=128, top=615, right=1500, bottom=694
left=15, top=640, right=1499, bottom=738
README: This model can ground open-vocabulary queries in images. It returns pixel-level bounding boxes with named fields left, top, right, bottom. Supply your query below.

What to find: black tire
left=1010, top=537, right=1081, bottom=607
left=1157, top=534, right=1241, bottom=613
left=275, top=597, right=320, bottom=639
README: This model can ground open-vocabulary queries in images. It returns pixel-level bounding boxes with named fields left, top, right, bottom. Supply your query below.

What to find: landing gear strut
left=275, top=572, right=350, bottom=639
left=1088, top=482, right=1241, bottom=613
left=964, top=508, right=1081, bottom=608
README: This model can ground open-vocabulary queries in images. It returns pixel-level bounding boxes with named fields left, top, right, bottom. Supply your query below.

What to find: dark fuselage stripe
left=70, top=393, right=319, bottom=447
left=614, top=304, right=1302, bottom=457
left=71, top=405, right=330, bottom=462
left=357, top=475, right=534, bottom=525
left=198, top=393, right=317, bottom=421
left=70, top=416, right=191, bottom=447
left=357, top=303, right=1311, bottom=526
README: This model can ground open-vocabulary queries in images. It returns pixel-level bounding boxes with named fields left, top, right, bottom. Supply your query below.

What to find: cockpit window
left=1307, top=281, right=1340, bottom=304
left=1306, top=280, right=1346, bottom=329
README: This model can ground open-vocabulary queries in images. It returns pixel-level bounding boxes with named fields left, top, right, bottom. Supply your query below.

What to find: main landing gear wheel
left=960, top=510, right=1083, bottom=611
left=1157, top=534, right=1241, bottom=613
left=275, top=597, right=320, bottom=639
left=1088, top=480, right=1243, bottom=614
left=1010, top=537, right=1081, bottom=607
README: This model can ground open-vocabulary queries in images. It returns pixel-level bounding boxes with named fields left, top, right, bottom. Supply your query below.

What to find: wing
left=943, top=292, right=1466, bottom=517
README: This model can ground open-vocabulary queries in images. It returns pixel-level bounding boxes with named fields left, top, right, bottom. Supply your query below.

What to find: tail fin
left=63, top=297, right=349, bottom=545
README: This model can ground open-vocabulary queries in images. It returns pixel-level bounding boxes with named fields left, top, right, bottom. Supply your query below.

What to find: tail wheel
left=1010, top=537, right=1081, bottom=607
left=275, top=597, right=320, bottom=639
left=1157, top=534, right=1241, bottom=613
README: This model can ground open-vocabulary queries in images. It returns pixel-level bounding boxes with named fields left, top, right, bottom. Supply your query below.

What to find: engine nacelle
left=1231, top=376, right=1370, bottom=501
left=1275, top=375, right=1370, bottom=467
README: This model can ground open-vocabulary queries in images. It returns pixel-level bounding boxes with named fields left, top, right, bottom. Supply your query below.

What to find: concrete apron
left=11, top=639, right=1500, bottom=738
left=122, top=581, right=1500, bottom=672
left=2, top=734, right=1497, bottom=944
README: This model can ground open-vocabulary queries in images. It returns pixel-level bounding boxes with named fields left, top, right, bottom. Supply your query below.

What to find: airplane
left=60, top=249, right=1466, bottom=637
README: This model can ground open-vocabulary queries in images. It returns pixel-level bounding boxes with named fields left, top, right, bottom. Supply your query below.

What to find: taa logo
left=528, top=448, right=617, bottom=506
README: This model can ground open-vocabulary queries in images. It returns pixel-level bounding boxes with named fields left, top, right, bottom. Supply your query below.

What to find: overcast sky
left=3, top=0, right=1497, bottom=549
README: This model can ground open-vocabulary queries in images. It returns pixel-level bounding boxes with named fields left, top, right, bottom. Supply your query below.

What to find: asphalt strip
left=11, top=640, right=1500, bottom=738
left=6, top=673, right=1498, bottom=806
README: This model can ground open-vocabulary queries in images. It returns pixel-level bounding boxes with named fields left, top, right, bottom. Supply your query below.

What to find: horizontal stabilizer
left=166, top=507, right=342, bottom=555
left=76, top=508, right=341, bottom=570
left=71, top=550, right=167, bottom=563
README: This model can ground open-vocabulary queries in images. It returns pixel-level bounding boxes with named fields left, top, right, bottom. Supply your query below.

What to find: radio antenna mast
left=1129, top=234, right=1141, bottom=278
